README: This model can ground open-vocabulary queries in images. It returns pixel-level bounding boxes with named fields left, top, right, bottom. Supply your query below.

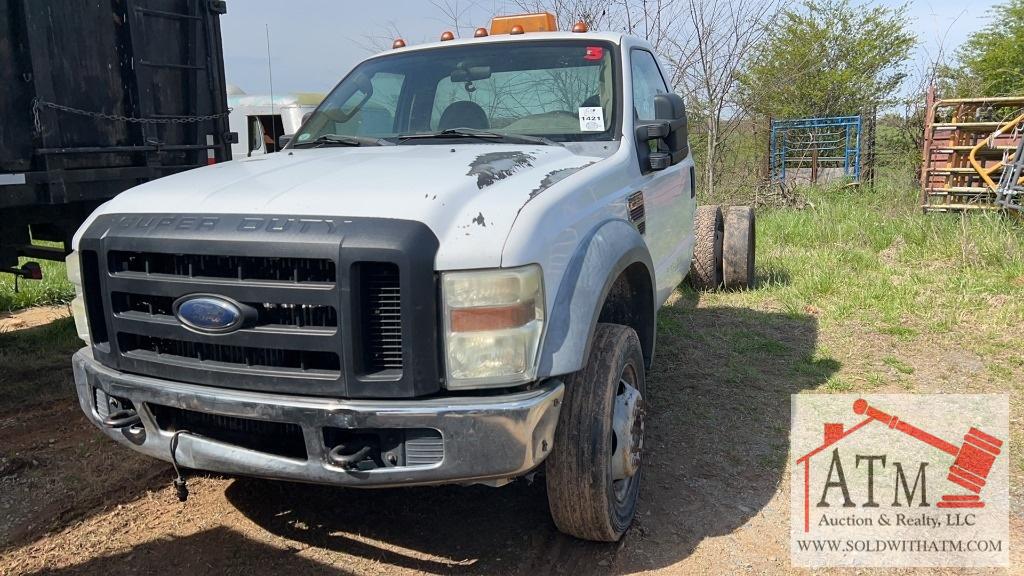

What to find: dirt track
left=0, top=298, right=1020, bottom=575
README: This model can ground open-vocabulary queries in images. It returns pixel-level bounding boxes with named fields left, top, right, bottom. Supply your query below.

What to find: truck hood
left=77, top=144, right=602, bottom=269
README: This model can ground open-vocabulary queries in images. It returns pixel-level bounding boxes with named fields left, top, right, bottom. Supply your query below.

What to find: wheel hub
left=611, top=379, right=643, bottom=483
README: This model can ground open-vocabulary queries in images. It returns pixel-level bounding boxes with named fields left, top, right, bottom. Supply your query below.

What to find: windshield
left=294, top=40, right=618, bottom=145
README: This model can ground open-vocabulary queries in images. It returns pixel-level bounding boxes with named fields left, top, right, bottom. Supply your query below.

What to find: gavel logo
left=853, top=399, right=1003, bottom=509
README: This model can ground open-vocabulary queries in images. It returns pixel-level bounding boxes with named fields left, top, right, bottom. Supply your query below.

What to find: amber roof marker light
left=572, top=21, right=589, bottom=33
left=474, top=27, right=489, bottom=37
left=440, top=31, right=455, bottom=41
left=490, top=12, right=558, bottom=35
left=392, top=38, right=406, bottom=49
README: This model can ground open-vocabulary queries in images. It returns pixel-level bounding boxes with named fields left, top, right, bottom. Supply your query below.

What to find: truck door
left=629, top=49, right=695, bottom=299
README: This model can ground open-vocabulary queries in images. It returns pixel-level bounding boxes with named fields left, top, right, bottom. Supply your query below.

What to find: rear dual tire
left=723, top=206, right=755, bottom=289
left=690, top=204, right=755, bottom=290
left=689, top=205, right=724, bottom=290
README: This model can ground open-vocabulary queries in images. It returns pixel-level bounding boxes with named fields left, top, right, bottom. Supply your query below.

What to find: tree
left=945, top=0, right=1024, bottom=96
left=668, top=0, right=782, bottom=198
left=515, top=0, right=782, bottom=198
left=737, top=0, right=915, bottom=119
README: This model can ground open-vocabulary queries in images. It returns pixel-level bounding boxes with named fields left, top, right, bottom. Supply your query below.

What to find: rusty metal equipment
left=920, top=88, right=1024, bottom=212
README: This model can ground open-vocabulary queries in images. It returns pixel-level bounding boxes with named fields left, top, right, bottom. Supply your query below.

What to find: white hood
left=76, top=144, right=601, bottom=269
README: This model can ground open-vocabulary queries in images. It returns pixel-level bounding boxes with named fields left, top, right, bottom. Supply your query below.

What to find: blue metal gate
left=770, top=116, right=862, bottom=184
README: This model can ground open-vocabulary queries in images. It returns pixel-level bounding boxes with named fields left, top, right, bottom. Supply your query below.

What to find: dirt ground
left=0, top=306, right=69, bottom=333
left=0, top=298, right=1020, bottom=575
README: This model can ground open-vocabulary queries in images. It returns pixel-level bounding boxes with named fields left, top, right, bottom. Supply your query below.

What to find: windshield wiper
left=291, top=134, right=394, bottom=148
left=398, top=128, right=561, bottom=147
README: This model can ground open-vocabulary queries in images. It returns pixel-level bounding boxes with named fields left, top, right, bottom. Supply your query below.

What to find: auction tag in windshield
left=578, top=107, right=605, bottom=131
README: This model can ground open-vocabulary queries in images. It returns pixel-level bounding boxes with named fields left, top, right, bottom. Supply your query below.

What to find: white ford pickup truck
left=65, top=13, right=754, bottom=542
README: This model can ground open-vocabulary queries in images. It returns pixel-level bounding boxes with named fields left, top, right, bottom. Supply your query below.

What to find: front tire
left=546, top=323, right=646, bottom=541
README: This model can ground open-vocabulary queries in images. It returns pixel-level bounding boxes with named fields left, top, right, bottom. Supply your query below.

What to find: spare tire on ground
left=688, top=205, right=723, bottom=290
left=723, top=205, right=755, bottom=289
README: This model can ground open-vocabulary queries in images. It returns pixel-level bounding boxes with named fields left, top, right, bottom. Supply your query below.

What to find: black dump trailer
left=0, top=0, right=233, bottom=275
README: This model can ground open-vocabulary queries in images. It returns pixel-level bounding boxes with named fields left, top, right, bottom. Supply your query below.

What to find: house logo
left=790, top=394, right=1009, bottom=567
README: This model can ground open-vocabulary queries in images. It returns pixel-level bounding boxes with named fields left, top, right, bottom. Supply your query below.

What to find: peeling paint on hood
left=529, top=162, right=597, bottom=199
left=467, top=151, right=536, bottom=189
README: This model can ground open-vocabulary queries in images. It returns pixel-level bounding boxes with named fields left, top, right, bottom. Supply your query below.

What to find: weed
left=823, top=376, right=854, bottom=392
left=882, top=356, right=915, bottom=375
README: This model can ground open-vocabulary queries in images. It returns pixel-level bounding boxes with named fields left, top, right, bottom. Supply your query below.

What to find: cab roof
left=372, top=31, right=626, bottom=60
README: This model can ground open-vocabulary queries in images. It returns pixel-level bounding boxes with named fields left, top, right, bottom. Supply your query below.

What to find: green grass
left=0, top=252, right=74, bottom=313
left=703, top=179, right=1024, bottom=341
left=0, top=315, right=80, bottom=403
left=882, top=356, right=915, bottom=374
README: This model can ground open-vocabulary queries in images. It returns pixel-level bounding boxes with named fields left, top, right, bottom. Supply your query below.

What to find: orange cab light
left=440, top=30, right=455, bottom=41
left=490, top=12, right=558, bottom=35
left=474, top=27, right=489, bottom=37
left=572, top=21, right=589, bottom=33
left=392, top=38, right=406, bottom=49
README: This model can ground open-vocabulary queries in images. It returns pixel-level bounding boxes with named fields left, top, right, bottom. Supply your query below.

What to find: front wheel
left=546, top=323, right=646, bottom=541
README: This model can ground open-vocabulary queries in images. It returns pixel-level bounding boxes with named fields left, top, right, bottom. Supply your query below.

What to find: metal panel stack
left=920, top=88, right=1024, bottom=212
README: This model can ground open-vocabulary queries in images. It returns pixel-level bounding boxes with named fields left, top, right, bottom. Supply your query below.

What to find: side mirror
left=635, top=93, right=690, bottom=173
left=278, top=134, right=293, bottom=149
left=654, top=93, right=689, bottom=161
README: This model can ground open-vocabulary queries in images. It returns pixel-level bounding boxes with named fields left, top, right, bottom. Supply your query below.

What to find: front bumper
left=72, top=348, right=563, bottom=487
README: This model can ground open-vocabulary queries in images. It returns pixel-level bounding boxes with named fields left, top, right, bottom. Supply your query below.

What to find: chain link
left=32, top=97, right=231, bottom=132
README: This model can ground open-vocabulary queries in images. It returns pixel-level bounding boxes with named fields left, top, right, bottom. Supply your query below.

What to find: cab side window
left=630, top=50, right=669, bottom=121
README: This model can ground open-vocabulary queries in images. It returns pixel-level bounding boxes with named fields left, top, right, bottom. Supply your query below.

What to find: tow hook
left=101, top=409, right=146, bottom=446
left=102, top=409, right=141, bottom=429
left=327, top=444, right=373, bottom=470
left=169, top=430, right=195, bottom=502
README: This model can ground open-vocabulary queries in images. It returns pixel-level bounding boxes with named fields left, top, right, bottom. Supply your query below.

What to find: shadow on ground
left=0, top=318, right=166, bottom=549
left=31, top=527, right=353, bottom=576
left=221, top=292, right=839, bottom=574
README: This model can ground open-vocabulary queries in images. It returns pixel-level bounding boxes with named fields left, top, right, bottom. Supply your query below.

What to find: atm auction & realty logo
left=790, top=394, right=1008, bottom=568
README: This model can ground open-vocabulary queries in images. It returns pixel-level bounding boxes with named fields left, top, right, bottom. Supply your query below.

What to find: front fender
left=537, top=219, right=655, bottom=378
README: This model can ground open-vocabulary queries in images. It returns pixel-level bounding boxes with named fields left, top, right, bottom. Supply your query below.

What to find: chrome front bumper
left=72, top=348, right=564, bottom=488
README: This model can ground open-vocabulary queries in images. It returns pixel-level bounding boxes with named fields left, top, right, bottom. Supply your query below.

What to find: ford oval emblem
left=173, top=295, right=245, bottom=334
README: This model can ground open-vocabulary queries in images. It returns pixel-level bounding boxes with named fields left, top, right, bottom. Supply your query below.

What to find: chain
left=32, top=98, right=231, bottom=132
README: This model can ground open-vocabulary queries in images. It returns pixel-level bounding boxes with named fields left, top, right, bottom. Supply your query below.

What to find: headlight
left=65, top=251, right=91, bottom=345
left=442, top=265, right=544, bottom=389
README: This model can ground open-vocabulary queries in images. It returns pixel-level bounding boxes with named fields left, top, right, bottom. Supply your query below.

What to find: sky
left=220, top=0, right=1003, bottom=96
